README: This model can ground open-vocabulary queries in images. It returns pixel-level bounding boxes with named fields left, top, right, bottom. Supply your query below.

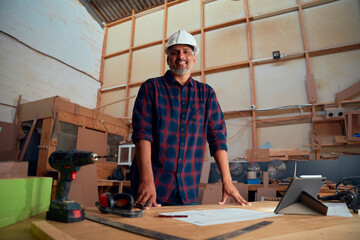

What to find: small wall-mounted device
left=324, top=107, right=344, bottom=119
left=272, top=51, right=281, bottom=60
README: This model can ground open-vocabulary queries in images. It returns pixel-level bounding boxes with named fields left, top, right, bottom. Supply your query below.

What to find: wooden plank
left=19, top=97, right=54, bottom=122
left=3, top=202, right=360, bottom=239
left=37, top=118, right=55, bottom=176
left=161, top=0, right=168, bottom=74
left=99, top=26, right=108, bottom=87
left=18, top=116, right=38, bottom=162
left=297, top=0, right=311, bottom=74
left=30, top=221, right=76, bottom=240
left=104, top=49, right=130, bottom=59
left=201, top=1, right=205, bottom=83
left=203, top=60, right=250, bottom=74
left=124, top=10, right=136, bottom=118
left=252, top=6, right=298, bottom=20
left=0, top=161, right=28, bottom=179
left=57, top=111, right=128, bottom=137
left=132, top=40, right=163, bottom=52
left=204, top=18, right=247, bottom=33
left=336, top=81, right=360, bottom=101
left=95, top=161, right=118, bottom=179
left=306, top=73, right=318, bottom=103
left=247, top=149, right=270, bottom=162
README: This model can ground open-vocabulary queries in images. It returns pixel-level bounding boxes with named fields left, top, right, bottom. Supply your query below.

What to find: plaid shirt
left=131, top=70, right=227, bottom=204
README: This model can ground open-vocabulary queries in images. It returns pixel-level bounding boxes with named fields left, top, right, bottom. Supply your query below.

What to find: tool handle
left=55, top=169, right=72, bottom=202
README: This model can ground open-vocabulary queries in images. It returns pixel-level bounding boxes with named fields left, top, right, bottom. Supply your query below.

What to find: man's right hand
left=135, top=180, right=161, bottom=209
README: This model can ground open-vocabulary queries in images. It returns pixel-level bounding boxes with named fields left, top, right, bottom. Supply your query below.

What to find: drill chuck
left=49, top=150, right=97, bottom=170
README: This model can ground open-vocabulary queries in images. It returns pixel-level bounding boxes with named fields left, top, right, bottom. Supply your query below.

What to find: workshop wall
left=0, top=0, right=104, bottom=123
left=99, top=0, right=360, bottom=160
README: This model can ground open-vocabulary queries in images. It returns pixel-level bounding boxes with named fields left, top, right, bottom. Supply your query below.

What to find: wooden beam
left=201, top=0, right=205, bottom=83
left=161, top=0, right=169, bottom=74
left=104, top=49, right=130, bottom=60
left=125, top=10, right=136, bottom=118
left=204, top=60, right=250, bottom=74
left=31, top=221, right=76, bottom=240
left=245, top=0, right=258, bottom=149
left=18, top=116, right=38, bottom=162
left=204, top=18, right=247, bottom=33
left=336, top=81, right=360, bottom=101
left=132, top=40, right=162, bottom=52
left=36, top=118, right=55, bottom=176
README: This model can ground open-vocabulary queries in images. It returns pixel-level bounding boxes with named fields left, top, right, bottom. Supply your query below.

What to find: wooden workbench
left=2, top=201, right=359, bottom=239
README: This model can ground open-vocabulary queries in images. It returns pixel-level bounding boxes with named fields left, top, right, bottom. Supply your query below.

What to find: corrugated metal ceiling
left=87, top=0, right=176, bottom=24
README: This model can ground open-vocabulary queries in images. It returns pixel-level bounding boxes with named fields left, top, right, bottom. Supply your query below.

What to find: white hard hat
left=165, top=30, right=199, bottom=56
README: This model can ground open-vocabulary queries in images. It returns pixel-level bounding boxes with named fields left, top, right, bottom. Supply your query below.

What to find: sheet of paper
left=324, top=203, right=353, bottom=217
left=159, top=208, right=280, bottom=226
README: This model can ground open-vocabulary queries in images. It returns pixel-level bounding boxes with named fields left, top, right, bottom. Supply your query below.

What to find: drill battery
left=46, top=200, right=85, bottom=223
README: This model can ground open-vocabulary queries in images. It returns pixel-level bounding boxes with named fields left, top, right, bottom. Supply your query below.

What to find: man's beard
left=170, top=66, right=191, bottom=75
left=169, top=60, right=192, bottom=75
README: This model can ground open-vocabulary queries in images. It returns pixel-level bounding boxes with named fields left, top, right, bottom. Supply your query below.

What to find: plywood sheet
left=0, top=121, right=16, bottom=151
left=167, top=0, right=201, bottom=35
left=205, top=25, right=248, bottom=68
left=131, top=45, right=162, bottom=83
left=68, top=127, right=107, bottom=207
left=248, top=0, right=297, bottom=16
left=134, top=9, right=164, bottom=46
left=310, top=50, right=360, bottom=103
left=303, top=0, right=360, bottom=50
left=106, top=21, right=131, bottom=55
left=204, top=0, right=245, bottom=27
left=102, top=54, right=129, bottom=88
left=206, top=68, right=251, bottom=111
left=101, top=89, right=127, bottom=118
left=128, top=86, right=141, bottom=118
left=226, top=118, right=252, bottom=159
left=254, top=59, right=308, bottom=109
left=257, top=123, right=312, bottom=150
left=251, top=12, right=303, bottom=60
left=0, top=161, right=28, bottom=179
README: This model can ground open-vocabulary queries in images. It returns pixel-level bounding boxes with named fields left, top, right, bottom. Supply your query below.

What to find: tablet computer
left=274, top=176, right=326, bottom=214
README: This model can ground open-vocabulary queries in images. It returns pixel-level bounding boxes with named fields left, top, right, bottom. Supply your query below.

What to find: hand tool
left=158, top=215, right=188, bottom=218
left=205, top=221, right=273, bottom=240
left=46, top=150, right=102, bottom=223
left=85, top=214, right=190, bottom=240
left=85, top=213, right=272, bottom=240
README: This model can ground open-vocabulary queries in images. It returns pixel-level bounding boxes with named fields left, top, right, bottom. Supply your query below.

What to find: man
left=130, top=30, right=249, bottom=208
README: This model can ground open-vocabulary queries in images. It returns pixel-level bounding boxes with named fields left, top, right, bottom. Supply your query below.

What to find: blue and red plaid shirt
left=131, top=70, right=227, bottom=204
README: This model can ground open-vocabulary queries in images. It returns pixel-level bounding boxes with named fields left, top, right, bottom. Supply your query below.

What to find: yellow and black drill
left=46, top=150, right=100, bottom=223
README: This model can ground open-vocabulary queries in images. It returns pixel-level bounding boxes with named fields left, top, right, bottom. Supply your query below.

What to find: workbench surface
left=1, top=201, right=359, bottom=239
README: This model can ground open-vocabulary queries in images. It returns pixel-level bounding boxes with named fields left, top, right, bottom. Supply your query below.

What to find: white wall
left=0, top=0, right=104, bottom=123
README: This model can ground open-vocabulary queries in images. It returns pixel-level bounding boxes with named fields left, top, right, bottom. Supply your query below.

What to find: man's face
left=167, top=44, right=196, bottom=76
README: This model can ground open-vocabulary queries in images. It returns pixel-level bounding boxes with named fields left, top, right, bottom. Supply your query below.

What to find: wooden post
left=124, top=9, right=136, bottom=118
left=18, top=116, right=38, bottom=162
left=244, top=0, right=258, bottom=149
left=36, top=118, right=55, bottom=176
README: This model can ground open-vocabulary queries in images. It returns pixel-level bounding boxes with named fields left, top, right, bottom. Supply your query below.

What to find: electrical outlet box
left=324, top=108, right=344, bottom=119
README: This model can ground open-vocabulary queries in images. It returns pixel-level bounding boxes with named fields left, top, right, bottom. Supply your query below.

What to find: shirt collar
left=164, top=70, right=194, bottom=87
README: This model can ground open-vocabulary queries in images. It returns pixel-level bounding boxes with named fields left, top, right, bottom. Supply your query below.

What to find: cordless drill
left=46, top=150, right=99, bottom=223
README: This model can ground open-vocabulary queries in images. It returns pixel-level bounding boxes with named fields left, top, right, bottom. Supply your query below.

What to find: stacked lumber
left=246, top=147, right=310, bottom=162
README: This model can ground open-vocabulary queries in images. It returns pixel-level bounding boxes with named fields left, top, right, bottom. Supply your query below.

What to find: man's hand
left=135, top=140, right=161, bottom=209
left=135, top=180, right=161, bottom=209
left=218, top=181, right=251, bottom=206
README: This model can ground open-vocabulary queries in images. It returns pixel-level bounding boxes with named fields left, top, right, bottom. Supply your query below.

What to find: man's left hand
left=218, top=182, right=251, bottom=206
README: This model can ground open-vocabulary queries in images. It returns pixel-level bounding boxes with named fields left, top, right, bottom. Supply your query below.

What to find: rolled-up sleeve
left=206, top=90, right=227, bottom=156
left=132, top=80, right=154, bottom=143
